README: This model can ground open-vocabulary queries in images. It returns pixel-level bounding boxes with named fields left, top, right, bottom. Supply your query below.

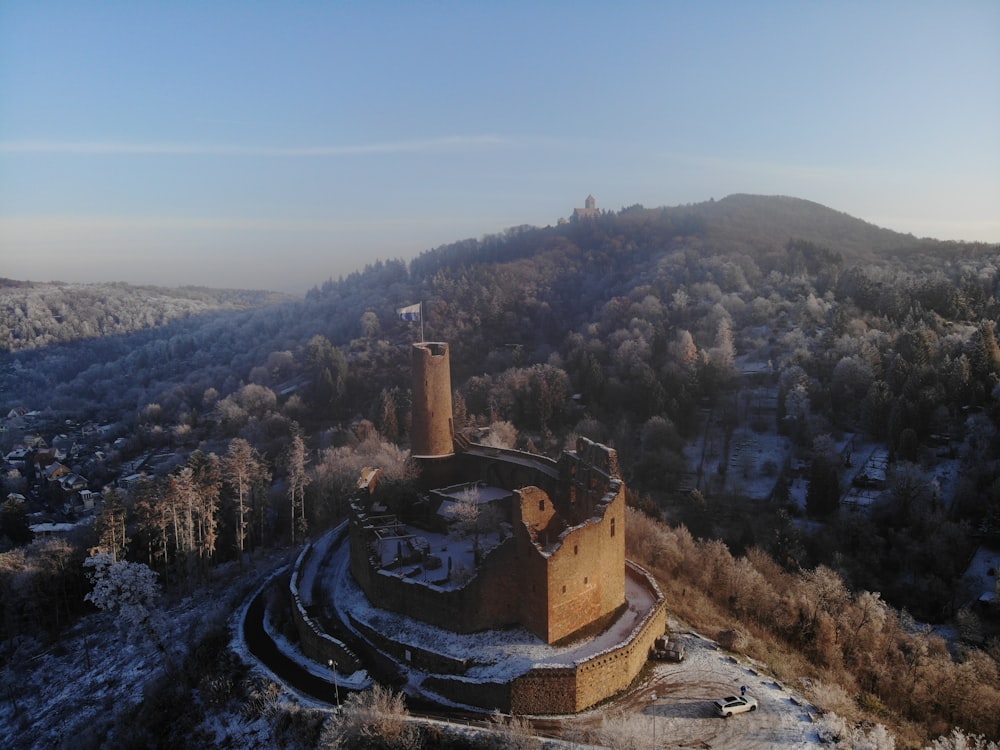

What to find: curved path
left=241, top=585, right=342, bottom=706
left=239, top=566, right=820, bottom=748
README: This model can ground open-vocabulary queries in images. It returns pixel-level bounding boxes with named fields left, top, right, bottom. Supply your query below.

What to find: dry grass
left=625, top=506, right=1000, bottom=747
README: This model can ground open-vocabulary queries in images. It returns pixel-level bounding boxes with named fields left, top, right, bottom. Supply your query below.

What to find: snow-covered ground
left=528, top=626, right=825, bottom=748
left=279, top=529, right=835, bottom=746
left=314, top=529, right=656, bottom=686
left=0, top=550, right=292, bottom=750
left=961, top=544, right=1000, bottom=606
left=0, top=538, right=894, bottom=750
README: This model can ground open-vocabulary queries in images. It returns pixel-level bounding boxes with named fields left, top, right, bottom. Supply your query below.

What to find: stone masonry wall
left=410, top=342, right=454, bottom=457
left=510, top=561, right=666, bottom=714
left=351, top=535, right=524, bottom=635
left=290, top=534, right=363, bottom=674
left=572, top=561, right=665, bottom=711
left=544, top=494, right=625, bottom=644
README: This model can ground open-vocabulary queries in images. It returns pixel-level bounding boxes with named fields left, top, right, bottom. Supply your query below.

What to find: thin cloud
left=0, top=135, right=506, bottom=156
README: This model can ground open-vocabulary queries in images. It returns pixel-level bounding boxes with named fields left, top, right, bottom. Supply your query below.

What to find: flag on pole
left=397, top=302, right=421, bottom=322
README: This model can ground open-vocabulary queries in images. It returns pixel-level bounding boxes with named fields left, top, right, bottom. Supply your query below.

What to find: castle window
left=611, top=518, right=616, bottom=537
left=539, top=499, right=545, bottom=512
left=584, top=576, right=589, bottom=585
left=574, top=544, right=578, bottom=555
left=562, top=584, right=567, bottom=594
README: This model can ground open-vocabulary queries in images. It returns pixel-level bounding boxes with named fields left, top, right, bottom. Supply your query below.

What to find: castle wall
left=350, top=439, right=629, bottom=645
left=509, top=667, right=578, bottom=714
left=510, top=561, right=666, bottom=714
left=513, top=439, right=627, bottom=644
left=410, top=342, right=454, bottom=458
left=512, top=487, right=553, bottom=641
left=289, top=531, right=363, bottom=674
left=350, top=535, right=526, bottom=635
left=347, top=613, right=470, bottom=675
left=572, top=562, right=665, bottom=711
left=544, top=489, right=626, bottom=644
left=421, top=676, right=512, bottom=713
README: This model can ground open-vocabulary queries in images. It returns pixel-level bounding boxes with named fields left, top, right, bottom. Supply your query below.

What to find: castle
left=573, top=193, right=599, bottom=219
left=351, top=341, right=626, bottom=644
left=291, top=341, right=665, bottom=713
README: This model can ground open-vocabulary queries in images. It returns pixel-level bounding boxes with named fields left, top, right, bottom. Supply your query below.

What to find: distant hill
left=0, top=280, right=294, bottom=353
left=679, top=194, right=928, bottom=262
left=2, top=193, right=992, bottom=418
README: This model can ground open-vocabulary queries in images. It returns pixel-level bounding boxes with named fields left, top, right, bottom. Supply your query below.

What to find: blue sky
left=2, top=1, right=998, bottom=294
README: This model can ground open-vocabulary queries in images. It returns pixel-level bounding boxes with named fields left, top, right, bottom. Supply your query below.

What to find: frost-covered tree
left=928, top=728, right=1000, bottom=750
left=84, top=553, right=165, bottom=650
left=480, top=420, right=517, bottom=449
left=320, top=684, right=419, bottom=749
left=816, top=713, right=896, bottom=749
left=450, top=485, right=500, bottom=561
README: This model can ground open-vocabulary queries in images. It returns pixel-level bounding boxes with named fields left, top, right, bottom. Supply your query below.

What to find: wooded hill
left=0, top=279, right=292, bottom=353
left=3, top=192, right=998, bottom=466
left=3, top=193, right=1000, bottom=745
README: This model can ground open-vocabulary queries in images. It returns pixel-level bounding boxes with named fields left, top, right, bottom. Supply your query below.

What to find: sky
left=1, top=1, right=998, bottom=295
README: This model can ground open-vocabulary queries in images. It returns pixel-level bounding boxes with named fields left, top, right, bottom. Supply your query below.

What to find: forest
left=2, top=193, right=999, bottom=747
left=0, top=279, right=292, bottom=354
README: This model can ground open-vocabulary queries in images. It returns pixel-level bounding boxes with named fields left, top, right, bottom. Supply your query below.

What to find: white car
left=714, top=694, right=758, bottom=717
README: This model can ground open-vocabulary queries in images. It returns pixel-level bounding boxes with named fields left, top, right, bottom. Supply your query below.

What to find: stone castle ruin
left=292, top=341, right=665, bottom=713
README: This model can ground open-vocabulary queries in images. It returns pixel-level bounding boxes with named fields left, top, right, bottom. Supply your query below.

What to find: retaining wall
left=290, top=526, right=363, bottom=674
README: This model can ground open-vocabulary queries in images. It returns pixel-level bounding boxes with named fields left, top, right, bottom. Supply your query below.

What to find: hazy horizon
left=2, top=1, right=998, bottom=295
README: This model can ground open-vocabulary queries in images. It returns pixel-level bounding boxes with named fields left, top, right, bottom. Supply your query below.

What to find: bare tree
left=95, top=486, right=129, bottom=562
left=320, top=684, right=419, bottom=749
left=222, top=438, right=268, bottom=564
left=450, top=485, right=500, bottom=562
left=285, top=433, right=310, bottom=544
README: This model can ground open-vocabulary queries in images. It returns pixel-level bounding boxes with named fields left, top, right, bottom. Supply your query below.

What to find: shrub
left=321, top=685, right=420, bottom=750
left=487, top=711, right=540, bottom=750
left=717, top=628, right=747, bottom=652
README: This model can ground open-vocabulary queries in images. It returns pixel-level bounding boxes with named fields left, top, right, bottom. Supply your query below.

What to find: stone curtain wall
left=572, top=561, right=665, bottom=711
left=290, top=529, right=363, bottom=673
left=511, top=562, right=666, bottom=714
left=353, top=537, right=524, bottom=635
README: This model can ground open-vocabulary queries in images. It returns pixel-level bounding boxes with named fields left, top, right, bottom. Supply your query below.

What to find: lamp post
left=327, top=659, right=340, bottom=708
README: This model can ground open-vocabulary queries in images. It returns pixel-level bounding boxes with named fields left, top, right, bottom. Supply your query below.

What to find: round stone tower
left=410, top=342, right=454, bottom=458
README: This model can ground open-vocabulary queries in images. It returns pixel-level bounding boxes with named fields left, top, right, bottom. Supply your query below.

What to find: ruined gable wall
left=512, top=486, right=553, bottom=641
left=559, top=436, right=621, bottom=517
left=517, top=484, right=559, bottom=539
left=543, top=484, right=626, bottom=643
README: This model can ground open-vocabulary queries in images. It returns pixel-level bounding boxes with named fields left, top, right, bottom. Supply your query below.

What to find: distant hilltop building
left=573, top=194, right=599, bottom=219
left=290, top=341, right=667, bottom=714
